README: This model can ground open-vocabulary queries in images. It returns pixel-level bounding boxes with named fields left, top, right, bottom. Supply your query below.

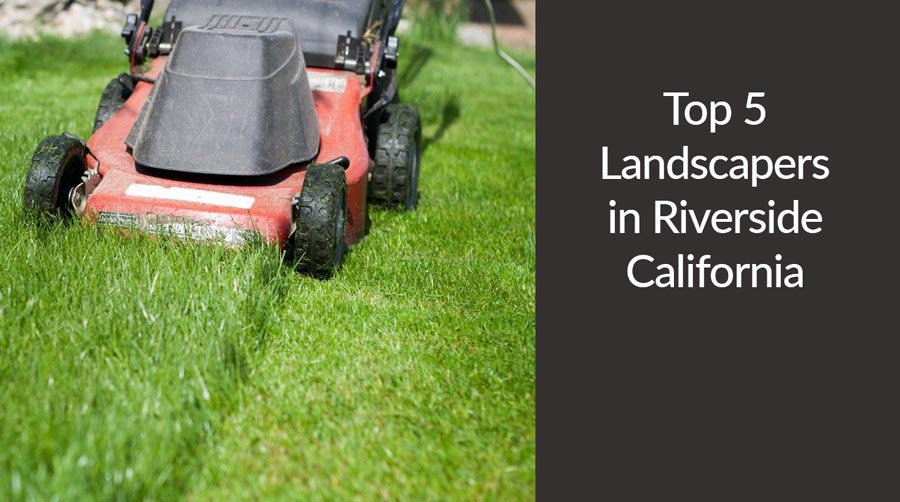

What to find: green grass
left=0, top=30, right=534, bottom=500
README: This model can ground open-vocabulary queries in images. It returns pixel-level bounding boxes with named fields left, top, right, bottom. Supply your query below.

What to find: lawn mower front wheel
left=292, top=163, right=348, bottom=277
left=23, top=134, right=88, bottom=218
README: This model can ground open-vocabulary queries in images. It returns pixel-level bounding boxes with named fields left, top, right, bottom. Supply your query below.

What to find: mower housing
left=126, top=17, right=320, bottom=176
left=23, top=0, right=421, bottom=276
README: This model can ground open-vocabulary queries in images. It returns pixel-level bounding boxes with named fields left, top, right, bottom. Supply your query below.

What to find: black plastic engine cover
left=164, top=0, right=378, bottom=69
left=126, top=16, right=320, bottom=176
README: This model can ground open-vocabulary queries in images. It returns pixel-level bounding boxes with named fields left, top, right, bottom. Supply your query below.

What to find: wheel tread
left=93, top=75, right=132, bottom=132
left=293, top=163, right=348, bottom=277
left=23, top=135, right=87, bottom=216
left=369, top=103, right=422, bottom=209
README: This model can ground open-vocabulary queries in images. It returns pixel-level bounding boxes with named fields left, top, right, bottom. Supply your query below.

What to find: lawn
left=0, top=29, right=534, bottom=500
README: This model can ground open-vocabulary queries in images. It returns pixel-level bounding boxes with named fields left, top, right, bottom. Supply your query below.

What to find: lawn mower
left=22, top=0, right=422, bottom=276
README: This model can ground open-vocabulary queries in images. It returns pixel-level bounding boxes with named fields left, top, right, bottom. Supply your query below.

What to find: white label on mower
left=97, top=212, right=259, bottom=246
left=125, top=184, right=255, bottom=209
left=308, top=73, right=347, bottom=93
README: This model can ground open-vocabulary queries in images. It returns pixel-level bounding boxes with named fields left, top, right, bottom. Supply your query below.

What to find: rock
left=0, top=0, right=141, bottom=39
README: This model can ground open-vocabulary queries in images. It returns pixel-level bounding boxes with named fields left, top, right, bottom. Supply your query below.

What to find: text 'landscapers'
left=603, top=92, right=829, bottom=289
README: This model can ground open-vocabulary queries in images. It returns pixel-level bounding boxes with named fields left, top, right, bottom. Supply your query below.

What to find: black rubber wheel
left=23, top=134, right=88, bottom=218
left=293, top=163, right=348, bottom=277
left=93, top=74, right=133, bottom=132
left=364, top=68, right=399, bottom=156
left=369, top=103, right=422, bottom=210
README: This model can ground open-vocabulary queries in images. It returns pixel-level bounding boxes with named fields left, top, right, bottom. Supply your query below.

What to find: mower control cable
left=482, top=0, right=535, bottom=90
left=129, top=21, right=147, bottom=71
left=128, top=0, right=155, bottom=74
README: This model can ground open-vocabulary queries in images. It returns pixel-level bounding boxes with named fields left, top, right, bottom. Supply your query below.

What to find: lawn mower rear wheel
left=23, top=134, right=88, bottom=218
left=293, top=163, right=348, bottom=277
left=369, top=103, right=422, bottom=210
left=93, top=74, right=134, bottom=132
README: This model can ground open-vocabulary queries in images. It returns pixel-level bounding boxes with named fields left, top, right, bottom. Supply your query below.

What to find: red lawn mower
left=22, top=0, right=421, bottom=276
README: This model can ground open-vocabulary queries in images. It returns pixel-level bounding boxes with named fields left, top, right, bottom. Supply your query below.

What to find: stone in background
left=0, top=0, right=141, bottom=38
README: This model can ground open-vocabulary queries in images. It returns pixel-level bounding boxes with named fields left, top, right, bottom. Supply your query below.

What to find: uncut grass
left=0, top=31, right=535, bottom=500
left=0, top=224, right=284, bottom=499
left=0, top=34, right=285, bottom=499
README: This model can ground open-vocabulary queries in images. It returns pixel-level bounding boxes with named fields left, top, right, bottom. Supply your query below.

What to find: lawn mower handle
left=140, top=0, right=155, bottom=23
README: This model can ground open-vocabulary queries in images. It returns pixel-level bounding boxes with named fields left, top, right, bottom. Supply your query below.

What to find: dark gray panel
left=164, top=0, right=378, bottom=68
left=126, top=18, right=320, bottom=176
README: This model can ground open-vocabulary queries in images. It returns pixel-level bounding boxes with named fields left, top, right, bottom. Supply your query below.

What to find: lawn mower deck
left=85, top=58, right=370, bottom=248
left=22, top=0, right=421, bottom=276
